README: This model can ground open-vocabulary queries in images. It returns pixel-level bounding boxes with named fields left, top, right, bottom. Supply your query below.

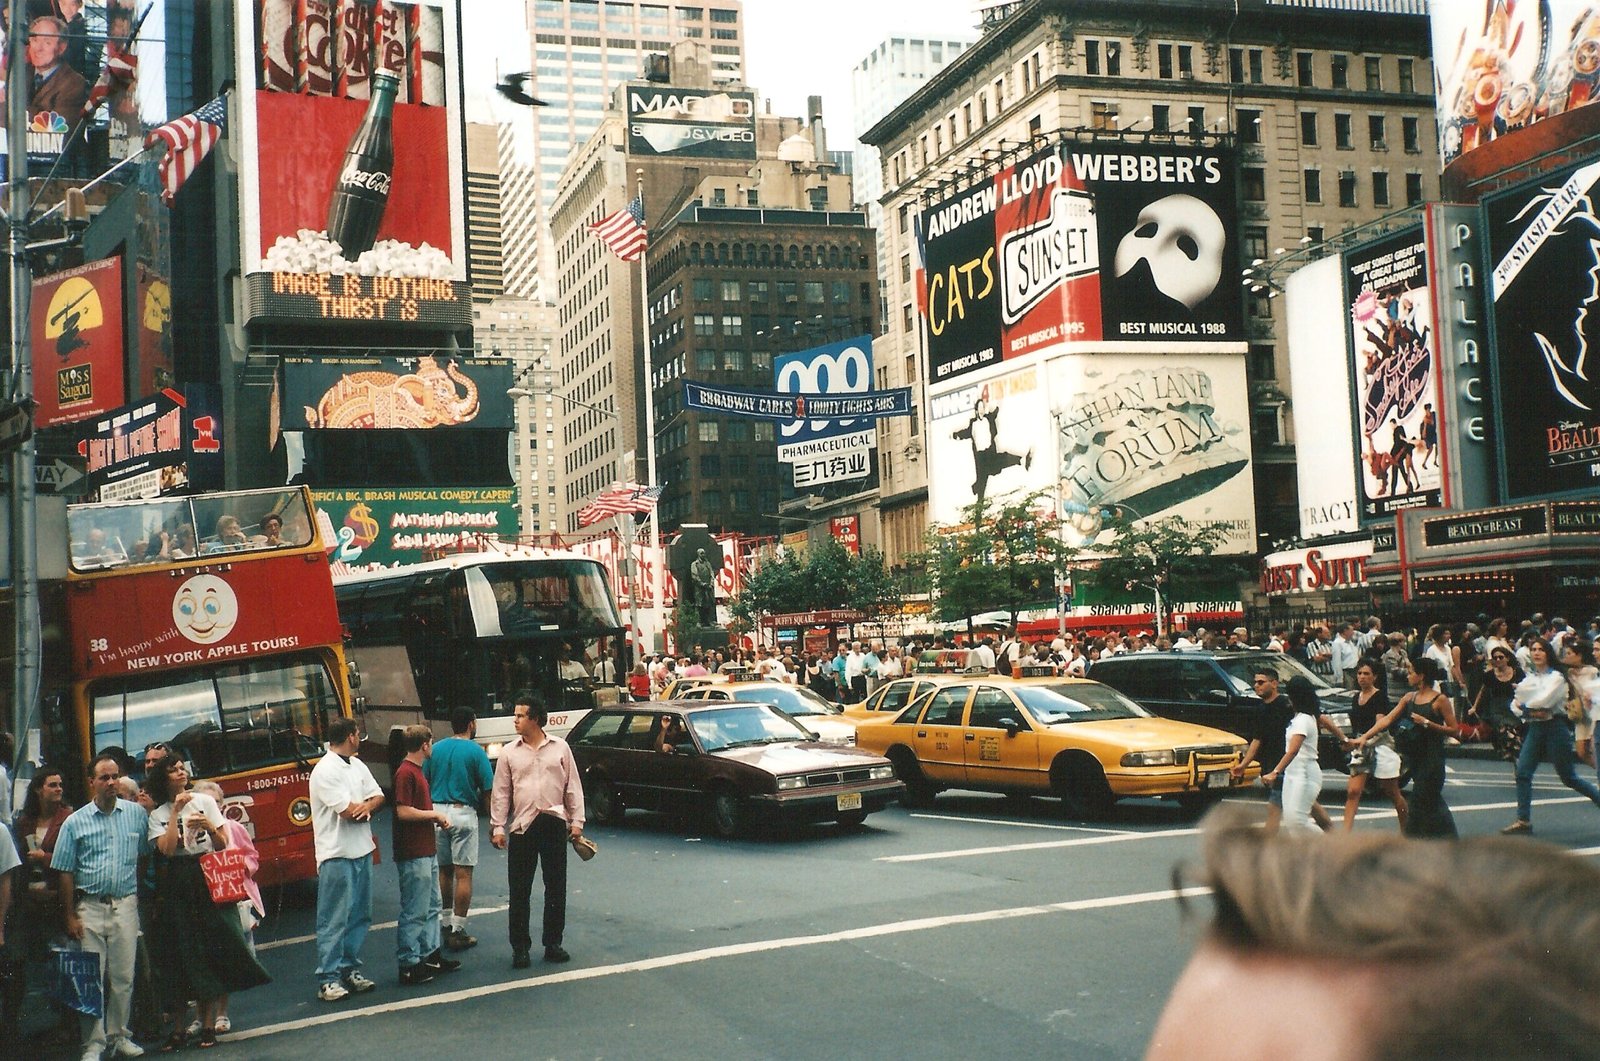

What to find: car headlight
left=868, top=764, right=895, bottom=780
left=1121, top=749, right=1176, bottom=767
left=776, top=775, right=806, bottom=791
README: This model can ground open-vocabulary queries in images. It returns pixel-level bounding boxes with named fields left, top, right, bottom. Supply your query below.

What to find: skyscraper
left=530, top=1, right=745, bottom=296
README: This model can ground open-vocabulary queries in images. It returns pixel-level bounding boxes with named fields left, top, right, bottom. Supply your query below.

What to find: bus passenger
left=258, top=513, right=284, bottom=547
left=211, top=515, right=249, bottom=552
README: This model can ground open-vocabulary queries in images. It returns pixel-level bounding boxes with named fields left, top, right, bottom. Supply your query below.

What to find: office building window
left=1152, top=104, right=1169, bottom=132
left=1365, top=56, right=1382, bottom=91
left=1238, top=108, right=1262, bottom=143
left=1243, top=167, right=1266, bottom=201
left=1372, top=171, right=1390, bottom=207
left=1249, top=49, right=1263, bottom=83
left=1158, top=43, right=1173, bottom=79
left=1106, top=40, right=1121, bottom=76
left=693, top=278, right=712, bottom=300
left=695, top=349, right=716, bottom=371
left=1335, top=112, right=1353, bottom=149
left=1250, top=344, right=1276, bottom=381
left=1332, top=54, right=1349, bottom=88
left=804, top=281, right=824, bottom=303
left=1398, top=58, right=1415, bottom=94
left=1090, top=101, right=1118, bottom=131
left=1307, top=225, right=1325, bottom=243
left=693, top=313, right=714, bottom=335
left=1369, top=114, right=1387, bottom=148
left=1405, top=172, right=1424, bottom=205
left=1300, top=111, right=1318, bottom=146
left=1304, top=169, right=1322, bottom=203
left=1243, top=227, right=1268, bottom=261
left=721, top=314, right=743, bottom=335
left=720, top=280, right=740, bottom=301
left=1188, top=105, right=1206, bottom=134
left=1296, top=51, right=1314, bottom=87
left=1178, top=45, right=1193, bottom=78
left=1084, top=39, right=1099, bottom=75
left=1338, top=171, right=1358, bottom=208
left=749, top=280, right=768, bottom=302
left=1403, top=115, right=1421, bottom=152
left=698, top=421, right=719, bottom=442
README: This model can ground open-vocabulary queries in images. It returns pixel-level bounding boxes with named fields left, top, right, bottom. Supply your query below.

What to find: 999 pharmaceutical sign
left=919, top=142, right=1242, bottom=384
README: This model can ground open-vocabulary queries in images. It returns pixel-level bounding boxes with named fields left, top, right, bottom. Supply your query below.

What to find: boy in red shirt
left=393, top=725, right=462, bottom=985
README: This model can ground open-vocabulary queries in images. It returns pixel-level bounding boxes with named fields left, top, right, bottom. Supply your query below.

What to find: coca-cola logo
left=339, top=160, right=391, bottom=196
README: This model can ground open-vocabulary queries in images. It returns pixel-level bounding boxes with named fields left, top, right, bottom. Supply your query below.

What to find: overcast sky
left=463, top=1, right=986, bottom=148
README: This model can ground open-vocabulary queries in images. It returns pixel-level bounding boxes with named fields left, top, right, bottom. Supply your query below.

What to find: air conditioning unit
left=1371, top=139, right=1388, bottom=151
left=1179, top=70, right=1194, bottom=80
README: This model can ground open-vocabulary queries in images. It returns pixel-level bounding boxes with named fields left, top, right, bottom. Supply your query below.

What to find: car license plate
left=1205, top=771, right=1231, bottom=789
left=836, top=792, right=863, bottom=811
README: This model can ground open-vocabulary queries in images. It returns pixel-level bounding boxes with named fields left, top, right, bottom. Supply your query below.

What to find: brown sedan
left=567, top=701, right=903, bottom=837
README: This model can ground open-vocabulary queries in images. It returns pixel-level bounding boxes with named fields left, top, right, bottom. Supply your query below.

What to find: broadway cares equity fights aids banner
left=1432, top=2, right=1600, bottom=170
left=236, top=1, right=468, bottom=328
left=1345, top=225, right=1443, bottom=520
left=1485, top=155, right=1600, bottom=500
left=918, top=141, right=1242, bottom=385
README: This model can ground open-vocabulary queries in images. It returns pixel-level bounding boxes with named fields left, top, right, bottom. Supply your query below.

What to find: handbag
left=570, top=834, right=598, bottom=862
left=199, top=848, right=251, bottom=904
left=1566, top=679, right=1588, bottom=724
left=46, top=944, right=103, bottom=1018
left=1391, top=704, right=1420, bottom=756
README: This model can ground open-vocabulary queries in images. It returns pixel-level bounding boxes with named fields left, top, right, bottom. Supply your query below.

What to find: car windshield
left=729, top=684, right=840, bottom=717
left=1014, top=683, right=1150, bottom=724
left=687, top=705, right=812, bottom=752
left=1217, top=654, right=1335, bottom=693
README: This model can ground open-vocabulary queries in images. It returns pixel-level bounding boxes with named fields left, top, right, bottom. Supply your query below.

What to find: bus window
left=92, top=675, right=218, bottom=771
left=463, top=562, right=623, bottom=640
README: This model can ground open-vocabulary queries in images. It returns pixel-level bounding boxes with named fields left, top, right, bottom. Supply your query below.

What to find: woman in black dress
left=1394, top=656, right=1458, bottom=838
left=1340, top=660, right=1408, bottom=831
left=1470, top=646, right=1525, bottom=762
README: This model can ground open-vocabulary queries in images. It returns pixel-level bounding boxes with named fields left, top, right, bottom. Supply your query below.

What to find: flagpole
left=615, top=448, right=641, bottom=672
left=636, top=168, right=662, bottom=653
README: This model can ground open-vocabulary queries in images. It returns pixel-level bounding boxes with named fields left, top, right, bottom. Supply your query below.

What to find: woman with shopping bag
left=144, top=754, right=270, bottom=1050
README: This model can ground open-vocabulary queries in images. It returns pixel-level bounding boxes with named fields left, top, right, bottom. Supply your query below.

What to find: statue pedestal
left=683, top=624, right=729, bottom=651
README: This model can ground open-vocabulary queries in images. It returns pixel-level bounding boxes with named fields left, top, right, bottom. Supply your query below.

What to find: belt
left=74, top=890, right=130, bottom=903
left=436, top=801, right=474, bottom=807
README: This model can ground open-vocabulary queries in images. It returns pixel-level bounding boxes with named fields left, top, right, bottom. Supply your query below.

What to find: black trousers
left=507, top=815, right=568, bottom=952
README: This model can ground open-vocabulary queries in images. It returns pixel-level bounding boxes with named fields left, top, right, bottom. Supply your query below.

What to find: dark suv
left=1088, top=651, right=1355, bottom=771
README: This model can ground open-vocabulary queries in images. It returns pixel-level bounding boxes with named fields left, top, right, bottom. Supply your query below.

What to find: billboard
left=625, top=86, right=757, bottom=160
left=31, top=258, right=126, bottom=429
left=1433, top=2, right=1600, bottom=170
left=78, top=388, right=188, bottom=497
left=1050, top=353, right=1257, bottom=554
left=1345, top=226, right=1443, bottom=520
left=280, top=354, right=514, bottom=430
left=919, top=141, right=1242, bottom=385
left=774, top=336, right=875, bottom=489
left=314, top=486, right=517, bottom=572
left=926, top=361, right=1052, bottom=525
left=1285, top=254, right=1359, bottom=539
left=1485, top=156, right=1600, bottom=499
left=236, top=0, right=469, bottom=327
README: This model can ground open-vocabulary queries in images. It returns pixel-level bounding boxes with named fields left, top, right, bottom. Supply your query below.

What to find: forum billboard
left=1049, top=353, right=1257, bottom=554
left=1485, top=156, right=1600, bottom=500
left=1433, top=2, right=1600, bottom=172
left=236, top=0, right=468, bottom=327
left=918, top=141, right=1242, bottom=385
left=1345, top=226, right=1444, bottom=520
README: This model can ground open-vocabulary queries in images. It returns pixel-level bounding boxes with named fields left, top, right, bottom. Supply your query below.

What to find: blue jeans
left=1515, top=718, right=1600, bottom=822
left=396, top=855, right=442, bottom=967
left=316, top=855, right=373, bottom=985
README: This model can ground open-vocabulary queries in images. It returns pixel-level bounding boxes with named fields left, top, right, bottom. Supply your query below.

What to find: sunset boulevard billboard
left=237, top=0, right=468, bottom=327
left=1485, top=155, right=1600, bottom=499
left=1345, top=225, right=1444, bottom=520
left=919, top=140, right=1242, bottom=385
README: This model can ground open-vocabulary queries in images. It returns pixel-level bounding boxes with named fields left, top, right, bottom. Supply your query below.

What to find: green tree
left=1083, top=516, right=1241, bottom=634
left=917, top=490, right=1075, bottom=632
left=729, top=539, right=903, bottom=627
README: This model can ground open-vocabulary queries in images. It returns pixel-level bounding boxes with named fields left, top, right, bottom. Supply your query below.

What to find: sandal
left=213, top=1016, right=231, bottom=1034
left=161, top=1029, right=188, bottom=1052
left=198, top=1029, right=218, bottom=1049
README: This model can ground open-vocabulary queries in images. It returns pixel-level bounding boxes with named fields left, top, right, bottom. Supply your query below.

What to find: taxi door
left=962, top=686, right=1044, bottom=792
left=912, top=685, right=973, bottom=783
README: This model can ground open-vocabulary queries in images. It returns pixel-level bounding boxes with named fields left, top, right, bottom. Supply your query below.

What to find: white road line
left=878, top=795, right=1596, bottom=863
left=257, top=905, right=509, bottom=952
left=229, top=884, right=1214, bottom=1044
left=1571, top=846, right=1600, bottom=857
left=909, top=812, right=1134, bottom=835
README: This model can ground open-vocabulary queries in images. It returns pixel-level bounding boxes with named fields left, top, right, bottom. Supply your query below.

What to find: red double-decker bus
left=12, top=486, right=354, bottom=887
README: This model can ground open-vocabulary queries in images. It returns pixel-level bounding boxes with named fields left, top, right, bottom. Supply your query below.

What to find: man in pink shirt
left=490, top=694, right=585, bottom=969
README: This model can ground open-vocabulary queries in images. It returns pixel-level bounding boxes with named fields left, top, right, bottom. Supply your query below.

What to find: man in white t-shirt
left=843, top=643, right=868, bottom=701
left=309, top=717, right=384, bottom=1003
left=971, top=638, right=997, bottom=672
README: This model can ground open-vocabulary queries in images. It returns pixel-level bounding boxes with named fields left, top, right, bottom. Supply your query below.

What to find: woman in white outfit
left=1261, top=676, right=1324, bottom=833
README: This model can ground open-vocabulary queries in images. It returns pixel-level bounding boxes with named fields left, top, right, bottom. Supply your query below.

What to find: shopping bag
left=199, top=848, right=251, bottom=904
left=46, top=944, right=103, bottom=1018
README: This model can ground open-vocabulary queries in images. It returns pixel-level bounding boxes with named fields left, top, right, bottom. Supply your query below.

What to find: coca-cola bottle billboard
left=326, top=71, right=398, bottom=258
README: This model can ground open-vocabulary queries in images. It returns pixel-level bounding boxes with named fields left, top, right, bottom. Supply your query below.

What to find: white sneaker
left=81, top=1047, right=104, bottom=1061
left=317, top=980, right=350, bottom=1002
left=343, top=971, right=377, bottom=993
left=110, top=1039, right=146, bottom=1058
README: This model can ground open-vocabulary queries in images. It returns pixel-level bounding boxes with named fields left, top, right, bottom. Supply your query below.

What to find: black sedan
left=567, top=701, right=903, bottom=837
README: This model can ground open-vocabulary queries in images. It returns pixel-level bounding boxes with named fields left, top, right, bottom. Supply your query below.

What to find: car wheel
left=837, top=809, right=868, bottom=829
left=709, top=787, right=745, bottom=839
left=888, top=748, right=938, bottom=808
left=586, top=774, right=624, bottom=825
left=1052, top=754, right=1115, bottom=820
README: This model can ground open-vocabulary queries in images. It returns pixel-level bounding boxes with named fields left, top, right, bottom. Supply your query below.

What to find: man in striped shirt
left=52, top=752, right=149, bottom=1060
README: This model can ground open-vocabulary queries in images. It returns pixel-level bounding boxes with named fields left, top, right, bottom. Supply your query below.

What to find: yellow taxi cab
left=659, top=673, right=723, bottom=700
left=844, top=674, right=973, bottom=721
left=853, top=667, right=1255, bottom=819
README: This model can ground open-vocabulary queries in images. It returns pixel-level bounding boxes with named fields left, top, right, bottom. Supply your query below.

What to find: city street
left=35, top=753, right=1600, bottom=1061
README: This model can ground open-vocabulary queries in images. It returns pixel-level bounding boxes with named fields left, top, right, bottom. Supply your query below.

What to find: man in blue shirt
left=424, top=708, right=495, bottom=951
left=52, top=752, right=149, bottom=1061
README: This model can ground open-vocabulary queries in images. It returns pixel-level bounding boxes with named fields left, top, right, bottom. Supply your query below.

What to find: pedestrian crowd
left=0, top=696, right=583, bottom=1059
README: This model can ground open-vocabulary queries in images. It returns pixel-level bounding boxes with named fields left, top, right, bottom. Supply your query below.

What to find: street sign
left=0, top=399, right=34, bottom=452
left=35, top=457, right=86, bottom=493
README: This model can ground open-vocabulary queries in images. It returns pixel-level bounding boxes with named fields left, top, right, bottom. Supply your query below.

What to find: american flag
left=576, top=483, right=664, bottom=527
left=83, top=38, right=138, bottom=119
left=147, top=95, right=228, bottom=206
left=588, top=195, right=648, bottom=261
